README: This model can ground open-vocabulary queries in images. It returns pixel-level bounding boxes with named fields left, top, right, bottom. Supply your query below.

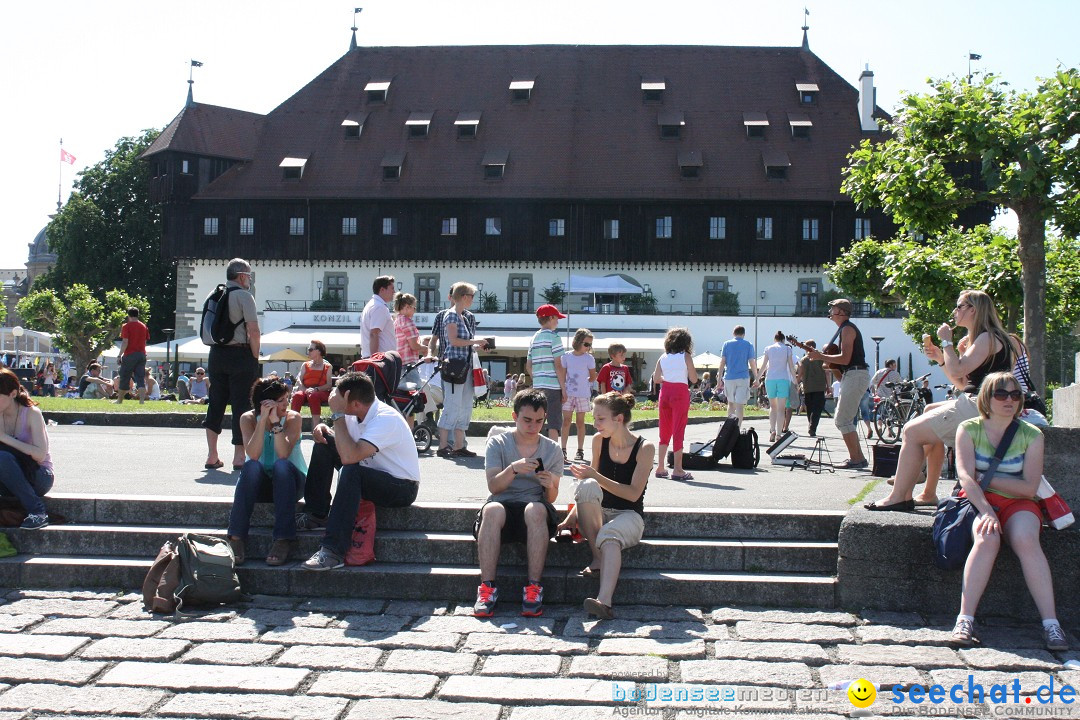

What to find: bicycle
left=873, top=372, right=930, bottom=444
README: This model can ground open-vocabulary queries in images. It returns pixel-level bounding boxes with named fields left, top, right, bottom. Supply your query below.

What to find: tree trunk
left=1015, top=203, right=1047, bottom=393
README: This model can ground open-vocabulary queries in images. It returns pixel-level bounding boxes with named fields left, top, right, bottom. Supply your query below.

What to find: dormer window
left=762, top=149, right=791, bottom=180
left=381, top=151, right=404, bottom=181
left=788, top=113, right=813, bottom=139
left=509, top=78, right=535, bottom=102
left=641, top=78, right=665, bottom=103
left=279, top=156, right=308, bottom=180
left=658, top=110, right=685, bottom=139
left=796, top=83, right=819, bottom=104
left=455, top=111, right=481, bottom=138
left=678, top=150, right=703, bottom=179
left=341, top=112, right=368, bottom=139
left=365, top=80, right=391, bottom=103
left=743, top=112, right=769, bottom=138
left=406, top=111, right=433, bottom=138
left=482, top=149, right=509, bottom=180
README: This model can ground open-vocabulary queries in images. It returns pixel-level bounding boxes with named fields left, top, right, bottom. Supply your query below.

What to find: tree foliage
left=826, top=228, right=1080, bottom=347
left=37, top=129, right=175, bottom=340
left=16, top=284, right=150, bottom=373
left=841, top=69, right=1080, bottom=391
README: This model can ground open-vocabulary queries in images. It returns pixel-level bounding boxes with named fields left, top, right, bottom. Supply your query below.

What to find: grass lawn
left=38, top=396, right=768, bottom=422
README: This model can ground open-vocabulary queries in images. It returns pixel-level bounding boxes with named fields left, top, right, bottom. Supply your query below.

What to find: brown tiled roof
left=142, top=103, right=265, bottom=161
left=191, top=45, right=887, bottom=203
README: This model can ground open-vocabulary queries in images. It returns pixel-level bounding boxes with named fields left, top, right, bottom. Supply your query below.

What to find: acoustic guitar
left=786, top=335, right=841, bottom=371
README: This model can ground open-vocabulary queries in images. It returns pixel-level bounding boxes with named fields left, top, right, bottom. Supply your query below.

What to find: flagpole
left=57, top=138, right=63, bottom=213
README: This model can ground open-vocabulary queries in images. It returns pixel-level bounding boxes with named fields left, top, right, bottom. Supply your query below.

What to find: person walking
left=758, top=331, right=797, bottom=443
left=715, top=325, right=758, bottom=426
left=114, top=307, right=149, bottom=405
left=360, top=276, right=397, bottom=358
left=203, top=258, right=260, bottom=471
left=808, top=299, right=869, bottom=469
left=796, top=339, right=827, bottom=437
left=651, top=327, right=697, bottom=481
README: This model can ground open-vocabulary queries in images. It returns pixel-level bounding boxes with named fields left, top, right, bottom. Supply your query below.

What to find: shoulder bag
left=931, top=419, right=1019, bottom=570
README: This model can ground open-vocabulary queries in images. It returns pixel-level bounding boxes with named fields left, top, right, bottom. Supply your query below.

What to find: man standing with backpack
left=202, top=258, right=261, bottom=471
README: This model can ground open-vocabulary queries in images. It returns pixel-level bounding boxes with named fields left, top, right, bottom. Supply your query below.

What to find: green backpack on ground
left=144, top=533, right=241, bottom=613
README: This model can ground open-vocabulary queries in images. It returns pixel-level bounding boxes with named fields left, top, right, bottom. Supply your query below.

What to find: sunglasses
left=582, top=343, right=592, bottom=348
left=307, top=347, right=318, bottom=352
left=196, top=372, right=205, bottom=375
left=954, top=302, right=972, bottom=311
left=992, top=389, right=1023, bottom=401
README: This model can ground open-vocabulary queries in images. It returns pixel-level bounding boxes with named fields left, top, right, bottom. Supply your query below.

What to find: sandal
left=578, top=566, right=599, bottom=577
left=228, top=536, right=245, bottom=565
left=671, top=472, right=694, bottom=481
left=583, top=597, right=615, bottom=620
left=654, top=469, right=669, bottom=479
left=863, top=499, right=915, bottom=512
left=204, top=460, right=224, bottom=470
left=266, top=538, right=295, bottom=566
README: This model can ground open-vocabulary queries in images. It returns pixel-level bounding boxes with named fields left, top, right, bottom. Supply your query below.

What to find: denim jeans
left=303, top=437, right=342, bottom=520
left=0, top=454, right=52, bottom=516
left=228, top=459, right=305, bottom=541
left=321, top=463, right=418, bottom=556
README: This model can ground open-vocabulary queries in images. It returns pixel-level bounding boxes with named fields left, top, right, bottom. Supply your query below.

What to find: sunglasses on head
left=992, top=389, right=1023, bottom=401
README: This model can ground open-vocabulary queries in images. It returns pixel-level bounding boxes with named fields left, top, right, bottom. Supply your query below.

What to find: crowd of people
left=0, top=261, right=1064, bottom=644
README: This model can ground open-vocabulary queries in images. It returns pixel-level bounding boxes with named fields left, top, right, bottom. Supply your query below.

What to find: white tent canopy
left=566, top=274, right=643, bottom=295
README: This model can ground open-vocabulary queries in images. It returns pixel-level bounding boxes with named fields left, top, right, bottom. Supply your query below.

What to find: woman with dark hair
left=868, top=290, right=1015, bottom=511
left=229, top=376, right=307, bottom=566
left=758, top=330, right=797, bottom=443
left=651, top=327, right=697, bottom=480
left=949, top=372, right=1066, bottom=650
left=559, top=391, right=653, bottom=620
left=290, top=339, right=333, bottom=427
left=0, top=368, right=53, bottom=529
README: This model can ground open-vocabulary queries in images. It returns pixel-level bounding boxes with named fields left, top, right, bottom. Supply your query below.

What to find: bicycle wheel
left=875, top=402, right=903, bottom=444
left=413, top=425, right=433, bottom=453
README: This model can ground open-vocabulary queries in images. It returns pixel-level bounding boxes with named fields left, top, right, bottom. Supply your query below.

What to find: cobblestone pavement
left=0, top=588, right=1077, bottom=719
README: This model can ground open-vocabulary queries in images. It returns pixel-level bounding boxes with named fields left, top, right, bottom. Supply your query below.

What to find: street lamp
left=11, top=326, right=24, bottom=368
left=163, top=328, right=175, bottom=389
left=870, top=336, right=885, bottom=370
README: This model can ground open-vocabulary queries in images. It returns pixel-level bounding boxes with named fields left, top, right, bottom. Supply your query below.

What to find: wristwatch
left=329, top=412, right=348, bottom=423
left=941, top=340, right=953, bottom=349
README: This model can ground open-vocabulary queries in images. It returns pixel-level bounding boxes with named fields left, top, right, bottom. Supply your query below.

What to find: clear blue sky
left=1, top=0, right=1076, bottom=265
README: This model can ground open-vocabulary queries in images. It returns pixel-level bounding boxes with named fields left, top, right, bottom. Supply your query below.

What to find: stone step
left=44, top=494, right=844, bottom=541
left=7, top=525, right=838, bottom=574
left=0, top=555, right=838, bottom=608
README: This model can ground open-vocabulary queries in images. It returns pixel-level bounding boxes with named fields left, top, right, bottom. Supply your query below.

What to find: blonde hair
left=451, top=282, right=477, bottom=300
left=593, top=391, right=636, bottom=423
left=960, top=290, right=1015, bottom=371
left=976, top=371, right=1024, bottom=419
left=394, top=292, right=416, bottom=312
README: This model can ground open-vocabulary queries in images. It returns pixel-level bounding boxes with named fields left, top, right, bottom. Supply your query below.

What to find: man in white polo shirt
left=360, top=275, right=397, bottom=358
left=302, top=371, right=420, bottom=570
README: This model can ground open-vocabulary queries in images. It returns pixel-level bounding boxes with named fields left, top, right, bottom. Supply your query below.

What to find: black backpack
left=200, top=284, right=242, bottom=346
left=730, top=427, right=760, bottom=469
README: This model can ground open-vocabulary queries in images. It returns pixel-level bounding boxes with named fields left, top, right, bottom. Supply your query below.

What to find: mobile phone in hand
left=534, top=458, right=544, bottom=473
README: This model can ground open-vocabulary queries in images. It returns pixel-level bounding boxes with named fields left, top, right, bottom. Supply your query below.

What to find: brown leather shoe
left=228, top=536, right=245, bottom=566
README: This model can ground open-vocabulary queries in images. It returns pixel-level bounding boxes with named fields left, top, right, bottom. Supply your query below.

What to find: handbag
left=1011, top=337, right=1048, bottom=414
left=471, top=352, right=488, bottom=398
left=931, top=419, right=1018, bottom=570
left=441, top=351, right=472, bottom=385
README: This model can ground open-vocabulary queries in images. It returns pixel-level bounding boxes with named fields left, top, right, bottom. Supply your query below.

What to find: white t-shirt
left=560, top=352, right=596, bottom=398
left=831, top=380, right=842, bottom=399
left=763, top=343, right=795, bottom=382
left=343, top=398, right=421, bottom=482
left=658, top=352, right=689, bottom=384
left=360, top=295, right=396, bottom=357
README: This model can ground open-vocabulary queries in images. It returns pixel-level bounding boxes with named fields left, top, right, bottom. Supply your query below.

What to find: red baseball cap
left=536, top=304, right=567, bottom=319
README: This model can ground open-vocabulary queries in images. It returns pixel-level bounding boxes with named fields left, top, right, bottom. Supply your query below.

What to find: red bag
left=345, top=500, right=377, bottom=566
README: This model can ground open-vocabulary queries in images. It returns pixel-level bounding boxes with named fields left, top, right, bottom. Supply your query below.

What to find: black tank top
left=838, top=319, right=866, bottom=372
left=964, top=336, right=1012, bottom=394
left=597, top=435, right=646, bottom=517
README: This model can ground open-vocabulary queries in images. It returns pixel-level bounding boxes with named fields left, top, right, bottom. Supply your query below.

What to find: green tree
left=37, top=129, right=175, bottom=340
left=708, top=290, right=740, bottom=315
left=17, top=284, right=150, bottom=372
left=842, top=69, right=1080, bottom=391
left=538, top=282, right=566, bottom=307
left=622, top=293, right=658, bottom=315
left=827, top=229, right=1080, bottom=354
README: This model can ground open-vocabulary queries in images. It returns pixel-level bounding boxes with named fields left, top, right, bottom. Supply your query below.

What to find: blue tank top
left=258, top=417, right=308, bottom=475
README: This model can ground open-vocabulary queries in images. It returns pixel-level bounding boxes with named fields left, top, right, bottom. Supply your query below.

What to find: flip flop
left=671, top=472, right=695, bottom=481
left=654, top=469, right=669, bottom=479
left=583, top=597, right=615, bottom=620
left=864, top=499, right=915, bottom=512
left=204, top=460, right=224, bottom=470
left=578, top=566, right=599, bottom=577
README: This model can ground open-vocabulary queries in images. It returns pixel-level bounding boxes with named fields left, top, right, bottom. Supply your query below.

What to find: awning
left=509, top=78, right=535, bottom=90
left=567, top=274, right=644, bottom=295
left=641, top=78, right=666, bottom=90
left=743, top=112, right=770, bottom=126
left=476, top=333, right=667, bottom=353
left=102, top=335, right=207, bottom=361
left=405, top=111, right=434, bottom=125
left=279, top=156, right=308, bottom=168
left=341, top=111, right=368, bottom=127
left=795, top=83, right=820, bottom=92
left=365, top=80, right=391, bottom=92
left=454, top=111, right=482, bottom=125
left=788, top=113, right=813, bottom=127
left=261, top=327, right=367, bottom=353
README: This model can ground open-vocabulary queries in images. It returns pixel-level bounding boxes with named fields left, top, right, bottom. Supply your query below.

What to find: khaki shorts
left=725, top=377, right=750, bottom=405
left=575, top=478, right=645, bottom=550
left=924, top=392, right=979, bottom=446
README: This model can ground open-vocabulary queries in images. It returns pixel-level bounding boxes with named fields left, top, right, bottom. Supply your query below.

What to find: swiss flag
left=60, top=149, right=76, bottom=165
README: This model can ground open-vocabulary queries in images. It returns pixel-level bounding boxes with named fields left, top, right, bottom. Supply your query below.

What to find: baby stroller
left=351, top=352, right=442, bottom=452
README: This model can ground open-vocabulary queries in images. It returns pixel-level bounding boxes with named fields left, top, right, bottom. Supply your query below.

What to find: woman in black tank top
left=867, top=290, right=1016, bottom=512
left=557, top=391, right=655, bottom=620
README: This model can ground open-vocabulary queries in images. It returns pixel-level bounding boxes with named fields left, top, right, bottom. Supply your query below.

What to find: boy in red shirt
left=115, top=307, right=150, bottom=404
left=597, top=343, right=633, bottom=394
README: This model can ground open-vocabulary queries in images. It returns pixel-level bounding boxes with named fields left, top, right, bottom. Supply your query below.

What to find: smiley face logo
left=847, top=678, right=876, bottom=708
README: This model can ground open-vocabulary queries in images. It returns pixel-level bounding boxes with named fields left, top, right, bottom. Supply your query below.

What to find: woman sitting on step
left=227, top=377, right=307, bottom=567
left=557, top=391, right=653, bottom=621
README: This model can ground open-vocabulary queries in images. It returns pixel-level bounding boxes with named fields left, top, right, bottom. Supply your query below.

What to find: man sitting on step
left=473, top=389, right=564, bottom=618
left=300, top=372, right=421, bottom=571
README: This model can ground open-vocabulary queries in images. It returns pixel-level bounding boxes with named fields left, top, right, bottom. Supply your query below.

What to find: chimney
left=859, top=65, right=878, bottom=132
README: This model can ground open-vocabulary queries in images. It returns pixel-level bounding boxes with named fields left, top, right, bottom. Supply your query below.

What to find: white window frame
left=382, top=217, right=398, bottom=236
left=755, top=217, right=773, bottom=241
left=441, top=217, right=458, bottom=236
left=603, top=219, right=619, bottom=240
left=802, top=218, right=820, bottom=241
left=549, top=219, right=565, bottom=237
left=289, top=217, right=304, bottom=236
left=855, top=217, right=872, bottom=240
left=709, top=216, right=726, bottom=240
left=656, top=216, right=672, bottom=239
left=239, top=217, right=254, bottom=236
left=203, top=217, right=218, bottom=236
left=342, top=217, right=357, bottom=236
left=485, top=217, right=502, bottom=236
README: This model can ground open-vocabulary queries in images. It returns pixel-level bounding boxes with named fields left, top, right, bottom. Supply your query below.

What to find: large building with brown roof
left=142, top=38, right=957, bottom=378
